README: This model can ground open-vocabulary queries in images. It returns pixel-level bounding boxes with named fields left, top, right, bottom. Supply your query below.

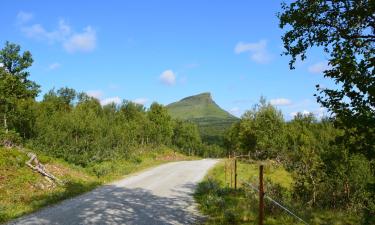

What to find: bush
left=223, top=208, right=238, bottom=224
left=0, top=130, right=22, bottom=148
left=89, top=162, right=115, bottom=177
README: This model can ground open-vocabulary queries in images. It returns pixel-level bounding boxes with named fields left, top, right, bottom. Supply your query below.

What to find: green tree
left=148, top=103, right=173, bottom=145
left=225, top=98, right=285, bottom=159
left=278, top=0, right=374, bottom=159
left=279, top=1, right=374, bottom=220
left=173, top=120, right=201, bottom=155
left=240, top=98, right=285, bottom=159
left=0, top=42, right=39, bottom=134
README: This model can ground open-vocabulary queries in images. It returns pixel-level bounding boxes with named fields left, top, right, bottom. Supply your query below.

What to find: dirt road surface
left=8, top=159, right=218, bottom=225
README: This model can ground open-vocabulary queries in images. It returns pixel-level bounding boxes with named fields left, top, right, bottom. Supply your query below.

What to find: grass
left=0, top=146, right=195, bottom=224
left=195, top=159, right=361, bottom=225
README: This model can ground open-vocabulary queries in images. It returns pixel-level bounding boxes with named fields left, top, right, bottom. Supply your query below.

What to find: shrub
left=0, top=130, right=22, bottom=148
left=89, top=162, right=115, bottom=177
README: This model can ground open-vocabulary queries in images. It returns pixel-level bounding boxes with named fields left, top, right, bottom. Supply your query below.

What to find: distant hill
left=166, top=92, right=239, bottom=145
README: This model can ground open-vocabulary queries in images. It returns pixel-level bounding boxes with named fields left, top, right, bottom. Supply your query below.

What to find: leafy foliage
left=225, top=97, right=285, bottom=159
left=278, top=1, right=374, bottom=222
left=224, top=98, right=373, bottom=223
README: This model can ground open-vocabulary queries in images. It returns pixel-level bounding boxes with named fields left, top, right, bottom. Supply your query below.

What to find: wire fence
left=242, top=180, right=309, bottom=225
left=224, top=154, right=310, bottom=225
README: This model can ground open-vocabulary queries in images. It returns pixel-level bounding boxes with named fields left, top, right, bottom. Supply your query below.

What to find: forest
left=0, top=41, right=210, bottom=166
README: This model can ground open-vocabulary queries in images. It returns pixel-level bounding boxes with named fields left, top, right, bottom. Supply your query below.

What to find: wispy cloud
left=308, top=61, right=331, bottom=74
left=17, top=12, right=97, bottom=53
left=48, top=62, right=61, bottom=70
left=290, top=107, right=327, bottom=119
left=16, top=11, right=33, bottom=24
left=290, top=110, right=310, bottom=117
left=86, top=90, right=122, bottom=105
left=63, top=26, right=96, bottom=53
left=159, top=70, right=176, bottom=86
left=101, top=97, right=121, bottom=105
left=270, top=98, right=292, bottom=106
left=229, top=107, right=241, bottom=117
left=21, top=19, right=71, bottom=43
left=133, top=98, right=148, bottom=105
left=235, top=40, right=273, bottom=64
left=86, top=90, right=104, bottom=99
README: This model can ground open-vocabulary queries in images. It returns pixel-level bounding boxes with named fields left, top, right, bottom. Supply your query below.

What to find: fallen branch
left=26, top=152, right=62, bottom=185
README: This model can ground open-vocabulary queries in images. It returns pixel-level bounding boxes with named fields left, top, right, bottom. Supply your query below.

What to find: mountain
left=166, top=92, right=239, bottom=145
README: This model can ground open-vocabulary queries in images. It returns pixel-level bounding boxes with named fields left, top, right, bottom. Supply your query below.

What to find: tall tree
left=278, top=2, right=374, bottom=221
left=148, top=103, right=174, bottom=145
left=278, top=0, right=374, bottom=159
left=0, top=42, right=39, bottom=133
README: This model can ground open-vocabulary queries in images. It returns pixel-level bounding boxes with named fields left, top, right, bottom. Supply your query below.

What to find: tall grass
left=194, top=159, right=360, bottom=225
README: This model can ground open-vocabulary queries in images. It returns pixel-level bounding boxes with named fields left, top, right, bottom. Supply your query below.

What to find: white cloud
left=21, top=20, right=71, bottom=43
left=133, top=98, right=148, bottom=105
left=159, top=70, right=176, bottom=85
left=63, top=26, right=96, bottom=53
left=0, top=63, right=3, bottom=67
left=315, top=107, right=327, bottom=118
left=18, top=13, right=96, bottom=53
left=17, top=11, right=33, bottom=24
left=229, top=107, right=241, bottom=117
left=308, top=61, right=331, bottom=74
left=48, top=62, right=61, bottom=70
left=101, top=97, right=121, bottom=105
left=234, top=40, right=272, bottom=64
left=290, top=110, right=310, bottom=118
left=290, top=108, right=328, bottom=119
left=86, top=90, right=103, bottom=99
left=270, top=98, right=292, bottom=106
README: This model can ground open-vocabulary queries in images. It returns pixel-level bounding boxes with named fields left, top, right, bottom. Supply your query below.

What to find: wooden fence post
left=259, top=164, right=264, bottom=225
left=234, top=153, right=237, bottom=190
left=230, top=153, right=233, bottom=188
left=224, top=156, right=227, bottom=186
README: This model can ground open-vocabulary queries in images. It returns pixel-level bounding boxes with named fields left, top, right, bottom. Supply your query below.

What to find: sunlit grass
left=0, top=146, right=193, bottom=223
left=195, top=159, right=360, bottom=225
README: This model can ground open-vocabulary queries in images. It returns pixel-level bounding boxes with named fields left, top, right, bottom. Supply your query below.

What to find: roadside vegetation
left=195, top=160, right=361, bottom=225
left=0, top=42, right=203, bottom=223
left=0, top=0, right=373, bottom=223
left=194, top=1, right=374, bottom=224
left=0, top=146, right=192, bottom=223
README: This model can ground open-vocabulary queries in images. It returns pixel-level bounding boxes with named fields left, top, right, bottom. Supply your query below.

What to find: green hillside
left=166, top=93, right=239, bottom=145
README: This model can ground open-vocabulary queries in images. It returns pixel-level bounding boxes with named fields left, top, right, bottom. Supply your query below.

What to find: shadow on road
left=9, top=183, right=204, bottom=225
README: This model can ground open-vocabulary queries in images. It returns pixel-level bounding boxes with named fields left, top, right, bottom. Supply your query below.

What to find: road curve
left=8, top=159, right=219, bottom=225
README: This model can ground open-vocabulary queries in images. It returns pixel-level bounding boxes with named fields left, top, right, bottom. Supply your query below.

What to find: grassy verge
left=194, top=159, right=360, bottom=225
left=0, top=146, right=194, bottom=223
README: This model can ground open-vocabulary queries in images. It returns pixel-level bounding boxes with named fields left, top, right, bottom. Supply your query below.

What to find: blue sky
left=1, top=0, right=334, bottom=119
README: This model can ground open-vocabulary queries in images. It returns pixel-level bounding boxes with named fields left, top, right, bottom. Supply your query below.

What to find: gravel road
left=8, top=159, right=218, bottom=225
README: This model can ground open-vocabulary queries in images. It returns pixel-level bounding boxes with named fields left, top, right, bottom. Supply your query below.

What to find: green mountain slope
left=167, top=92, right=236, bottom=120
left=166, top=92, right=239, bottom=145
